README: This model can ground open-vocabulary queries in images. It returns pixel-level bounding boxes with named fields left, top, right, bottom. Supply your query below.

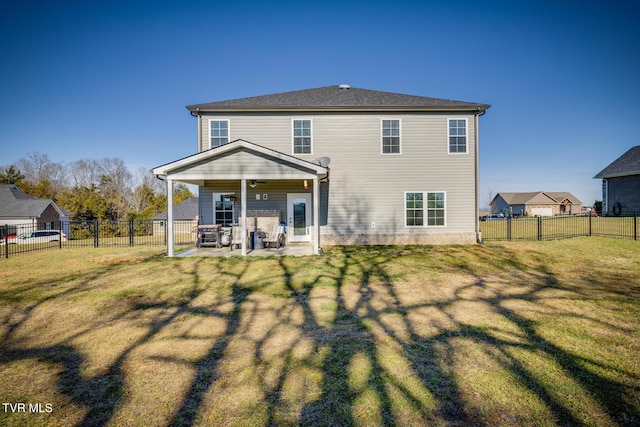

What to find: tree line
left=0, top=152, right=194, bottom=221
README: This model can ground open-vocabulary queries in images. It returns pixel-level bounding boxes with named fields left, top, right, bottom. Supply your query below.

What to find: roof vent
left=338, top=84, right=351, bottom=89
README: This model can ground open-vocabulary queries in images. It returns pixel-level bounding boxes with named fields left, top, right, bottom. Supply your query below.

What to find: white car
left=5, top=230, right=68, bottom=244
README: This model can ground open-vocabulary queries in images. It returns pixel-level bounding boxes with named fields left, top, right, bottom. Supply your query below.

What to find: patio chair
left=263, top=225, right=286, bottom=248
left=230, top=225, right=249, bottom=251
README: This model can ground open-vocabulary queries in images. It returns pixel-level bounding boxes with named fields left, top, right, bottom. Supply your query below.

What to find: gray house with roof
left=0, top=184, right=71, bottom=236
left=152, top=197, right=199, bottom=236
left=594, top=146, right=640, bottom=215
left=490, top=192, right=582, bottom=217
left=153, top=85, right=490, bottom=256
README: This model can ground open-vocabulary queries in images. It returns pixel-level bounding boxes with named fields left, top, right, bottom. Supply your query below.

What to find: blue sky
left=2, top=0, right=639, bottom=207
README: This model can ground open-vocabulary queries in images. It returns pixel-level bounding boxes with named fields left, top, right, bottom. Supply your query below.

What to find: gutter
left=189, top=108, right=203, bottom=152
left=185, top=105, right=491, bottom=114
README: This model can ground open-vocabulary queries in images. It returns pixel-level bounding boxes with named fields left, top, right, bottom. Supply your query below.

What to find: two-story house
left=152, top=85, right=490, bottom=256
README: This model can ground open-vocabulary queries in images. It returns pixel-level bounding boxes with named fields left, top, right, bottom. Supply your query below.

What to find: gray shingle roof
left=546, top=192, right=582, bottom=204
left=0, top=184, right=60, bottom=218
left=187, top=85, right=490, bottom=112
left=153, top=197, right=199, bottom=220
left=594, top=146, right=640, bottom=178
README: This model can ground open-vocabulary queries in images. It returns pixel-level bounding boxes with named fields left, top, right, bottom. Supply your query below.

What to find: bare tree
left=134, top=166, right=164, bottom=194
left=15, top=152, right=68, bottom=198
left=486, top=188, right=495, bottom=209
left=69, top=159, right=104, bottom=188
left=98, top=158, right=134, bottom=220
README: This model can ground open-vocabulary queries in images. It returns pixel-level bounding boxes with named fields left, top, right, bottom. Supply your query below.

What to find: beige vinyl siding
left=199, top=180, right=314, bottom=226
left=197, top=111, right=478, bottom=237
left=169, top=149, right=319, bottom=180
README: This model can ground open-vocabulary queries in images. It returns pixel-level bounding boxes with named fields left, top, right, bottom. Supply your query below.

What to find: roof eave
left=186, top=105, right=491, bottom=114
left=594, top=170, right=640, bottom=179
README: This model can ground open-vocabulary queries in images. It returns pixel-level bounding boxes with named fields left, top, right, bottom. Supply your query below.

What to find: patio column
left=167, top=178, right=174, bottom=257
left=313, top=176, right=319, bottom=255
left=241, top=178, right=247, bottom=256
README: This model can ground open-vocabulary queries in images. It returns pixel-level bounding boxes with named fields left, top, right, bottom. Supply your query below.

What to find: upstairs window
left=293, top=120, right=312, bottom=154
left=210, top=120, right=229, bottom=149
left=382, top=119, right=401, bottom=154
left=405, top=191, right=446, bottom=227
left=448, top=119, right=467, bottom=153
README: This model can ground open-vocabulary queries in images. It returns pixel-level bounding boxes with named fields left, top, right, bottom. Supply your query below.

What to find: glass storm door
left=287, top=194, right=311, bottom=242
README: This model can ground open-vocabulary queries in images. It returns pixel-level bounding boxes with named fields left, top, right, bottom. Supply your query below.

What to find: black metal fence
left=480, top=211, right=639, bottom=242
left=1, top=220, right=197, bottom=259
left=3, top=214, right=638, bottom=259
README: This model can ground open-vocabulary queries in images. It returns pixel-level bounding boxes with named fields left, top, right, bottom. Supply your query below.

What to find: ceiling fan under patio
left=249, top=180, right=267, bottom=188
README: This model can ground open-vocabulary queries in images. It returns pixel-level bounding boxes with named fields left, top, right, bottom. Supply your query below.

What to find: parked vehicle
left=0, top=233, right=16, bottom=245
left=3, top=230, right=67, bottom=244
left=480, top=214, right=506, bottom=221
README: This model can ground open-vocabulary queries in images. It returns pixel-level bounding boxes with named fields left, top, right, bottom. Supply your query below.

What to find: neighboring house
left=490, top=192, right=583, bottom=217
left=594, top=146, right=640, bottom=215
left=0, top=184, right=71, bottom=236
left=152, top=85, right=490, bottom=256
left=151, top=197, right=199, bottom=235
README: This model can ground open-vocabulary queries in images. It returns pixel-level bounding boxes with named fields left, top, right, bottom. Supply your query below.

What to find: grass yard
left=0, top=238, right=638, bottom=426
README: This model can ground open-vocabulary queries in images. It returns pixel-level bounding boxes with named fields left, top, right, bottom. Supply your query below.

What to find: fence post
left=537, top=216, right=543, bottom=241
left=58, top=220, right=62, bottom=249
left=635, top=211, right=638, bottom=241
left=3, top=224, right=8, bottom=259
left=164, top=221, right=168, bottom=246
left=129, top=220, right=135, bottom=246
left=507, top=217, right=512, bottom=241
left=589, top=213, right=592, bottom=237
left=94, top=220, right=99, bottom=248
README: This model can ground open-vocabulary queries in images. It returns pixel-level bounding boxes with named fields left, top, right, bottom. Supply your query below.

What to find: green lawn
left=1, top=239, right=638, bottom=426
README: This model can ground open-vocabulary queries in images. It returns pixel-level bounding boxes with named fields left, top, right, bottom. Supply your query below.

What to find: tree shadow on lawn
left=0, top=257, right=154, bottom=426
left=288, top=245, right=638, bottom=426
left=1, top=245, right=638, bottom=426
left=1, top=256, right=241, bottom=427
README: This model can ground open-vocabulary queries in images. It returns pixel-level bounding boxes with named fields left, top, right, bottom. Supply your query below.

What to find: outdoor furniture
left=263, top=225, right=286, bottom=248
left=196, top=224, right=221, bottom=248
left=230, top=225, right=249, bottom=251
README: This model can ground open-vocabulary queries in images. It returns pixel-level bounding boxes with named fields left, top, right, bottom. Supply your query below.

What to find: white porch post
left=241, top=178, right=247, bottom=256
left=313, top=177, right=320, bottom=255
left=167, top=178, right=174, bottom=257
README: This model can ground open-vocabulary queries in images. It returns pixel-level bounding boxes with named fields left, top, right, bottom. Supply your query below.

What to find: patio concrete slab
left=175, top=244, right=316, bottom=257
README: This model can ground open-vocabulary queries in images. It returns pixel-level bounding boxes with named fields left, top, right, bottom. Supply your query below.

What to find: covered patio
left=152, top=139, right=329, bottom=257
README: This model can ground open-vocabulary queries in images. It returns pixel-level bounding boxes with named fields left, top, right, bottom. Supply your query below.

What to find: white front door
left=287, top=193, right=312, bottom=242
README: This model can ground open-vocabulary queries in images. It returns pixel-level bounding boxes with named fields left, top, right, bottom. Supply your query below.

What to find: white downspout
left=197, top=112, right=202, bottom=152
left=313, top=177, right=320, bottom=254
left=241, top=178, right=247, bottom=256
left=474, top=112, right=481, bottom=243
left=167, top=178, right=174, bottom=257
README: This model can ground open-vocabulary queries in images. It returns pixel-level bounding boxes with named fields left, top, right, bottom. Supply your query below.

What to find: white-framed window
left=214, top=194, right=235, bottom=226
left=448, top=118, right=467, bottom=153
left=292, top=119, right=312, bottom=154
left=381, top=119, right=401, bottom=154
left=209, top=120, right=229, bottom=149
left=405, top=191, right=446, bottom=227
